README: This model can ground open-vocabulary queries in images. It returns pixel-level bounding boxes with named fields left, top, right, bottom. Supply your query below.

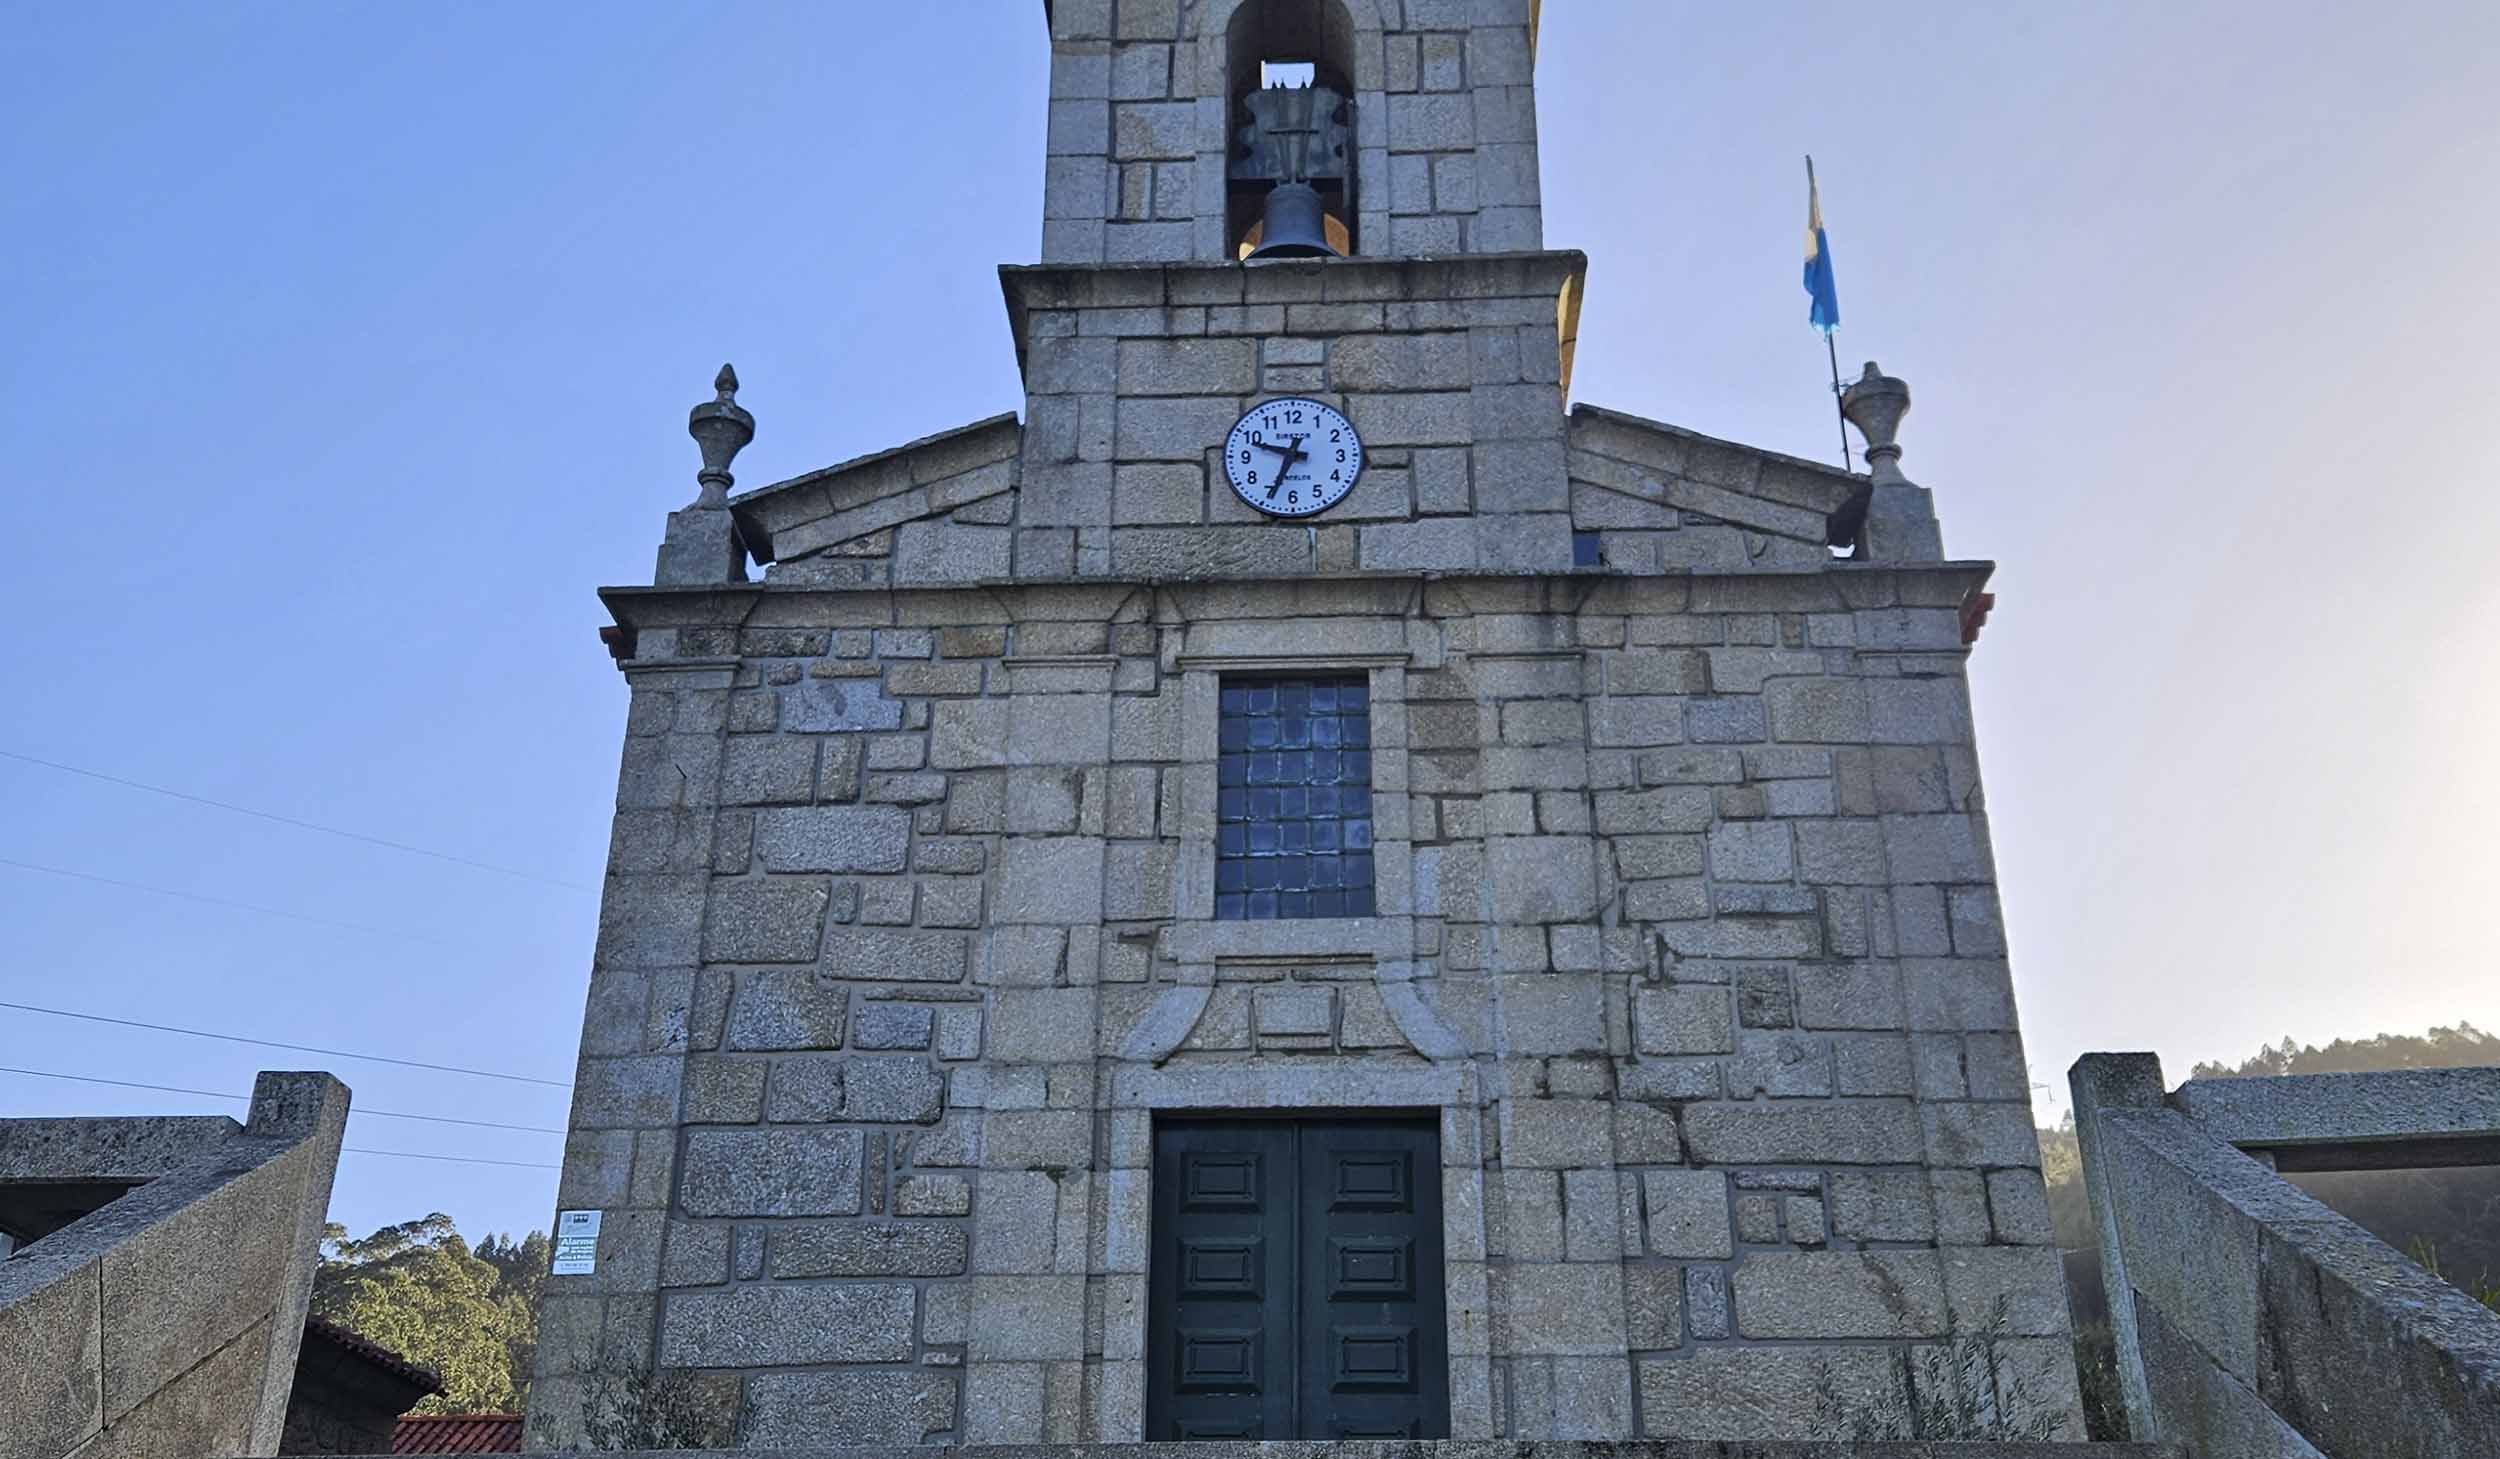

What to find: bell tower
left=1040, top=0, right=1543, bottom=263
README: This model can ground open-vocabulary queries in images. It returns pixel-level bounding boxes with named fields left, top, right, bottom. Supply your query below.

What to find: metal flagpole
left=1807, top=155, right=1853, bottom=473
left=1826, top=327, right=1852, bottom=474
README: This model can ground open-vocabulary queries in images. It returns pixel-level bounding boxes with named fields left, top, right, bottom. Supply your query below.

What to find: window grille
left=1215, top=676, right=1374, bottom=920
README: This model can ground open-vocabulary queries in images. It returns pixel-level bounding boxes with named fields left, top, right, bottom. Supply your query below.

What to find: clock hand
left=1269, top=435, right=1311, bottom=482
left=1256, top=438, right=1302, bottom=496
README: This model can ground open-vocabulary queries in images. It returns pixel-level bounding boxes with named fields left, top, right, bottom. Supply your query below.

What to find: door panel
left=1149, top=1123, right=1296, bottom=1441
left=1147, top=1116, right=1447, bottom=1441
left=1297, top=1121, right=1449, bottom=1441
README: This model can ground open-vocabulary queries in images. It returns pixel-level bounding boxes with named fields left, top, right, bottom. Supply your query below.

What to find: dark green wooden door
left=1147, top=1117, right=1448, bottom=1440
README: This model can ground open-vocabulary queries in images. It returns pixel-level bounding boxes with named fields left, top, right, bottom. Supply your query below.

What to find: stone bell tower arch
left=1039, top=0, right=1540, bottom=264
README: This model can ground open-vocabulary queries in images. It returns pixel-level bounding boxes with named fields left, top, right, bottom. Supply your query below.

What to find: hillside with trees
left=311, top=1214, right=545, bottom=1413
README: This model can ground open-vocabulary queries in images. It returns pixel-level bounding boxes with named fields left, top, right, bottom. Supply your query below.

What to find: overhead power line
left=0, top=856, right=461, bottom=946
left=345, top=1147, right=559, bottom=1170
left=0, top=1000, right=572, bottom=1090
left=0, top=747, right=594, bottom=891
left=0, top=1065, right=566, bottom=1134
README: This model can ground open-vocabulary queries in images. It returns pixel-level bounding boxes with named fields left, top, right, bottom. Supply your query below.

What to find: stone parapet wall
left=2073, top=1055, right=2500, bottom=1459
left=0, top=1072, right=350, bottom=1459
left=530, top=564, right=2073, bottom=1447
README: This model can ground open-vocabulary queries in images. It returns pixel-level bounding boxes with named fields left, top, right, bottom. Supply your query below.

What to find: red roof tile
left=391, top=1414, right=524, bottom=1453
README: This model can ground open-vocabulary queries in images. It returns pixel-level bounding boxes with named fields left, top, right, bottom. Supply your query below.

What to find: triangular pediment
left=729, top=413, right=1021, bottom=584
left=1568, top=404, right=1862, bottom=560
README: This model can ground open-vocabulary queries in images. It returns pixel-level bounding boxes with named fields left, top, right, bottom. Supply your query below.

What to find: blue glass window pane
left=1213, top=673, right=1377, bottom=922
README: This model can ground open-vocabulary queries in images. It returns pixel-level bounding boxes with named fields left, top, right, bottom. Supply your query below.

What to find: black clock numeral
left=1246, top=470, right=1258, bottom=484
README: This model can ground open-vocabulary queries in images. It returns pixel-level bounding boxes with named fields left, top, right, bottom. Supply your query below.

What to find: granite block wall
left=531, top=563, right=2077, bottom=1446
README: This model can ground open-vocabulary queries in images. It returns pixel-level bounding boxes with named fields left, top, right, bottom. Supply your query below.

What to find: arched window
left=1225, top=0, right=1359, bottom=257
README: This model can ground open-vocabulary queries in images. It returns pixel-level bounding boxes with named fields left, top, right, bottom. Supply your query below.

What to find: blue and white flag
left=1803, top=161, right=1840, bottom=335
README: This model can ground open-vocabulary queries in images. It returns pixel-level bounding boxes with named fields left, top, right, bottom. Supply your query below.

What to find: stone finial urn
left=687, top=363, right=754, bottom=509
left=1839, top=361, right=1910, bottom=486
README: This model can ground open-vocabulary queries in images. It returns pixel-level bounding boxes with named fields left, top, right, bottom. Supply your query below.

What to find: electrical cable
left=0, top=747, right=593, bottom=890
left=343, top=1147, right=559, bottom=1170
left=0, top=856, right=463, bottom=946
left=0, top=1000, right=572, bottom=1089
left=0, top=1065, right=566, bottom=1134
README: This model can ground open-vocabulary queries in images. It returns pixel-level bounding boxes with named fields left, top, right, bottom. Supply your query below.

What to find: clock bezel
left=1221, top=396, right=1364, bottom=520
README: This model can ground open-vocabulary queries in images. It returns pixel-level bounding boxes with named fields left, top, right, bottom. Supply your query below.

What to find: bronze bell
left=1246, top=181, right=1339, bottom=259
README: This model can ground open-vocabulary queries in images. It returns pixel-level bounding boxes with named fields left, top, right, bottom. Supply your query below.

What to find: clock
left=1223, top=397, right=1363, bottom=518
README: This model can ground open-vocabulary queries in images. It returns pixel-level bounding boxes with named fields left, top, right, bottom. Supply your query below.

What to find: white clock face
left=1223, top=397, right=1363, bottom=519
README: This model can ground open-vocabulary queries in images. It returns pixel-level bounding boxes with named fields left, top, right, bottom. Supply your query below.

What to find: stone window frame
left=1210, top=671, right=1382, bottom=922
left=1174, top=656, right=1414, bottom=946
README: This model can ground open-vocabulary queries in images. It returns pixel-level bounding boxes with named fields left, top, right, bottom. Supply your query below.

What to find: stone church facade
left=529, top=0, right=2079, bottom=1447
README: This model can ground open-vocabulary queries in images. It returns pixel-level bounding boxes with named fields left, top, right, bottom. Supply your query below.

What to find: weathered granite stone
left=657, top=1282, right=915, bottom=1366
left=702, top=880, right=829, bottom=963
left=855, top=1002, right=937, bottom=1050
left=821, top=927, right=969, bottom=982
left=718, top=736, right=816, bottom=805
left=974, top=1169, right=1062, bottom=1274
left=893, top=1173, right=972, bottom=1217
left=726, top=967, right=846, bottom=1050
left=1623, top=1264, right=1684, bottom=1348
left=1634, top=986, right=1733, bottom=1055
left=1734, top=1250, right=1948, bottom=1338
left=1643, top=1169, right=1732, bottom=1259
left=769, top=1221, right=968, bottom=1277
left=752, top=805, right=912, bottom=872
left=967, top=1275, right=1088, bottom=1360
left=1638, top=1347, right=1903, bottom=1439
left=843, top=1056, right=946, bottom=1123
left=678, top=1129, right=863, bottom=1216
left=1252, top=984, right=1334, bottom=1038
left=1492, top=1263, right=1628, bottom=1356
left=785, top=677, right=905, bottom=732
left=763, top=1056, right=844, bottom=1122
left=743, top=1370, right=960, bottom=1445
left=1686, top=1266, right=1732, bottom=1340
left=1682, top=1100, right=1923, bottom=1164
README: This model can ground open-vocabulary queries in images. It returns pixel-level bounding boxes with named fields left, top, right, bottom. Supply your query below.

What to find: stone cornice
left=597, top=559, right=1996, bottom=639
left=997, top=249, right=1589, bottom=393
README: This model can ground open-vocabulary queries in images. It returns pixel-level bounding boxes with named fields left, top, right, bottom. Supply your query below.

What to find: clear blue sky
left=5, top=3, right=2495, bottom=1244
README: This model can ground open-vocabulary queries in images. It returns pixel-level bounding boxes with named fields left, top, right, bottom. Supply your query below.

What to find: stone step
left=345, top=1442, right=2190, bottom=1458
